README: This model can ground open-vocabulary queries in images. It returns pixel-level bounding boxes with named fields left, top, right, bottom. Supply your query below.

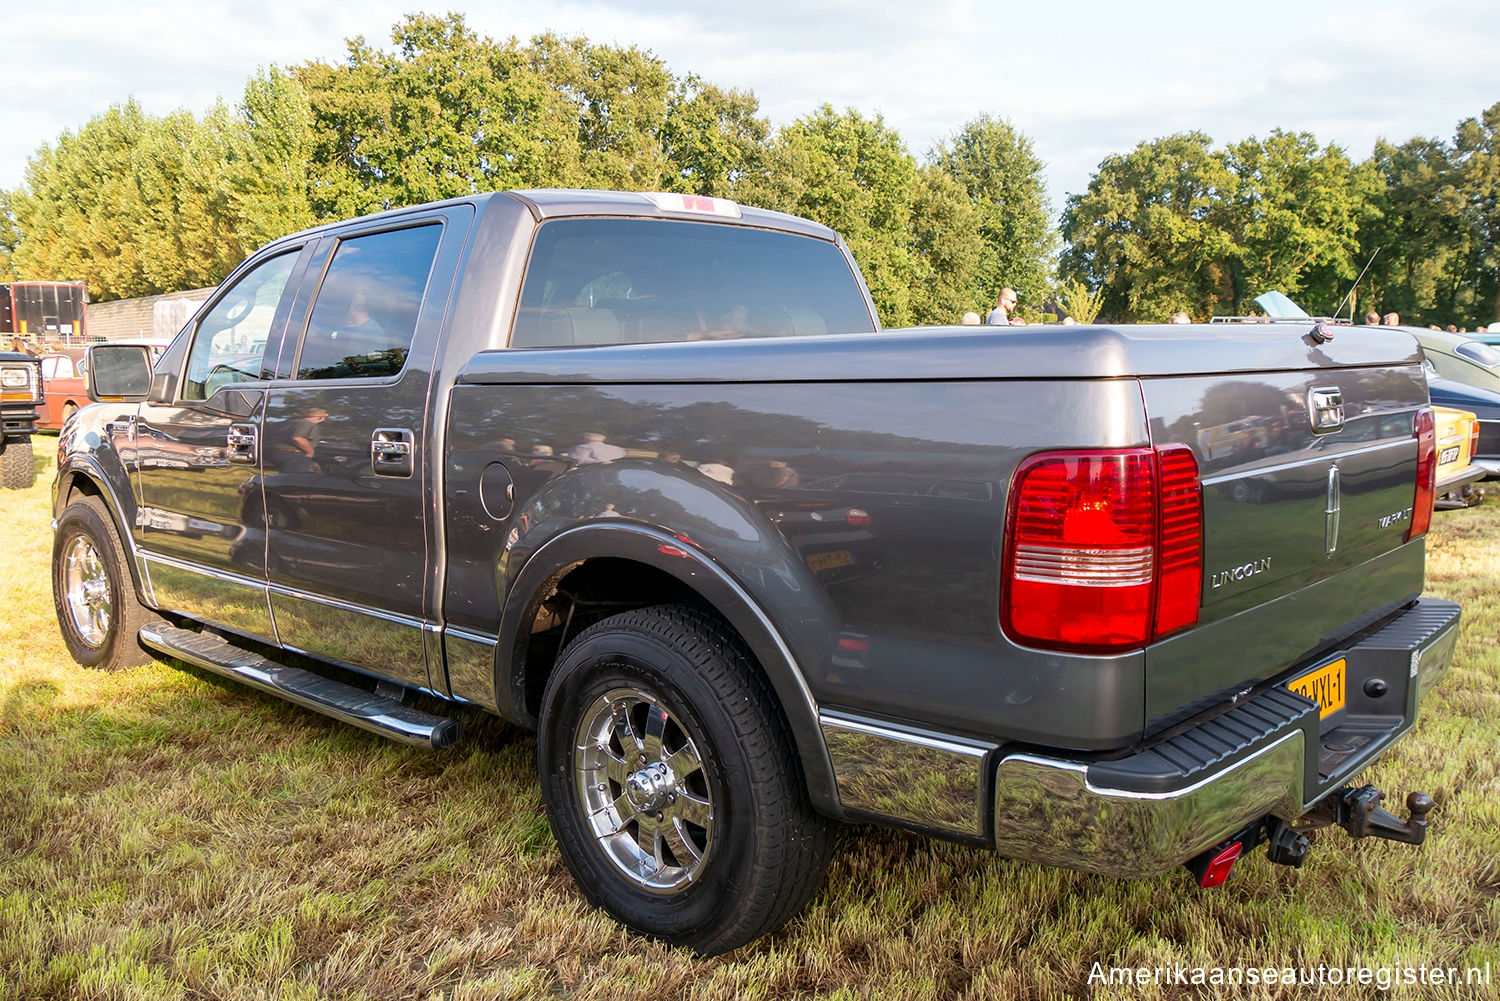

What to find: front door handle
left=371, top=428, right=414, bottom=477
left=227, top=423, right=258, bottom=465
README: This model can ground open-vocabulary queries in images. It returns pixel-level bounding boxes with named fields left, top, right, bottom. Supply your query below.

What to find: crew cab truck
left=55, top=190, right=1459, bottom=954
left=1, top=349, right=43, bottom=488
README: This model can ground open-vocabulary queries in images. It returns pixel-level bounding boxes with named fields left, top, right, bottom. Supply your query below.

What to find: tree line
left=2, top=12, right=1496, bottom=329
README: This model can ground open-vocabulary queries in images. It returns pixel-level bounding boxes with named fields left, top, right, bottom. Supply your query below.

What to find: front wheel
left=52, top=496, right=157, bottom=670
left=1, top=436, right=34, bottom=489
left=538, top=604, right=834, bottom=955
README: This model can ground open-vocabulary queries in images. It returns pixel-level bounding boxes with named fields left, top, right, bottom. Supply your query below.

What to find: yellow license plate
left=807, top=550, right=855, bottom=573
left=1288, top=658, right=1347, bottom=719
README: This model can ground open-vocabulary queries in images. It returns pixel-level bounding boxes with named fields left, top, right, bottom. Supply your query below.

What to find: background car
left=1403, top=327, right=1500, bottom=394
left=36, top=350, right=88, bottom=430
left=1433, top=405, right=1484, bottom=507
left=1427, top=371, right=1500, bottom=480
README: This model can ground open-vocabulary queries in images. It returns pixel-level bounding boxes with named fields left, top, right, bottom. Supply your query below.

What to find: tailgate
left=1141, top=363, right=1431, bottom=729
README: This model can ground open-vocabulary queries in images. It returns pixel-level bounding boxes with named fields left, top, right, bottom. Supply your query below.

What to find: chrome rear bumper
left=822, top=598, right=1462, bottom=876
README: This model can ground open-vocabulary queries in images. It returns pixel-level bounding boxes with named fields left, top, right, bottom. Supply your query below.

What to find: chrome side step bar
left=139, top=625, right=461, bottom=750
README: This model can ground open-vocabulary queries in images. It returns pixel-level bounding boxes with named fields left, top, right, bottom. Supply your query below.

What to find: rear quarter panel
left=443, top=372, right=1154, bottom=749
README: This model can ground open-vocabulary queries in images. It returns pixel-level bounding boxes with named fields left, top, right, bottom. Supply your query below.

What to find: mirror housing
left=148, top=372, right=178, bottom=404
left=86, top=344, right=153, bottom=402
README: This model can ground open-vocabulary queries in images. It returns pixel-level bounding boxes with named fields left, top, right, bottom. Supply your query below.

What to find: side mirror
left=86, top=344, right=153, bottom=402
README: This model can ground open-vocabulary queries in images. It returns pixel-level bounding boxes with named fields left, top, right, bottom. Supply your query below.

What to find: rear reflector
left=1003, top=445, right=1202, bottom=653
left=1408, top=407, right=1436, bottom=542
left=1196, top=840, right=1244, bottom=888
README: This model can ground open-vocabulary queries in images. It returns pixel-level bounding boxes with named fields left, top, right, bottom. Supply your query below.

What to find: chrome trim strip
left=820, top=711, right=993, bottom=839
left=265, top=581, right=428, bottom=631
left=443, top=629, right=500, bottom=711
left=142, top=550, right=264, bottom=590
left=991, top=731, right=1305, bottom=877
left=141, top=552, right=274, bottom=638
left=1199, top=438, right=1409, bottom=486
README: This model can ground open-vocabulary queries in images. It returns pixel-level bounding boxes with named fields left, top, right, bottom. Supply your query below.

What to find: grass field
left=2, top=455, right=1497, bottom=1000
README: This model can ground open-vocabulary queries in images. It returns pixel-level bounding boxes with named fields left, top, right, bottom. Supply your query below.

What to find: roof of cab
left=504, top=189, right=839, bottom=241
left=267, top=188, right=840, bottom=252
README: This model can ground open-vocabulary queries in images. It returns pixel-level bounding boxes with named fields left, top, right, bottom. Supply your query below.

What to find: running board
left=139, top=625, right=461, bottom=750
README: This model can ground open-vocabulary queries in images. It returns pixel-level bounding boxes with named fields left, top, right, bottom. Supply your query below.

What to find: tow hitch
left=1292, top=784, right=1435, bottom=847
left=1186, top=786, right=1433, bottom=886
left=1328, top=785, right=1434, bottom=845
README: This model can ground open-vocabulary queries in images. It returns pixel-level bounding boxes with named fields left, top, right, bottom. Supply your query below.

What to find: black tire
left=1, top=436, right=34, bottom=489
left=538, top=604, right=835, bottom=955
left=52, top=495, right=157, bottom=670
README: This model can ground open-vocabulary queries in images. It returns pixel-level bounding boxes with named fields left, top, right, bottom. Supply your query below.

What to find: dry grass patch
left=2, top=459, right=1497, bottom=999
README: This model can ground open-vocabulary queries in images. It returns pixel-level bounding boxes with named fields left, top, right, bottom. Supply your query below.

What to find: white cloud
left=2, top=0, right=1497, bottom=217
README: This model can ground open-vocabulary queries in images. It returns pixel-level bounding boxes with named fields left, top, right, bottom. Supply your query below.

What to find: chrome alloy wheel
left=61, top=535, right=113, bottom=647
left=574, top=686, right=715, bottom=894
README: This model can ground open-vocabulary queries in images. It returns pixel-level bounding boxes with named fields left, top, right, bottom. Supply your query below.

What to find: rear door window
left=294, top=224, right=443, bottom=380
left=510, top=218, right=876, bottom=347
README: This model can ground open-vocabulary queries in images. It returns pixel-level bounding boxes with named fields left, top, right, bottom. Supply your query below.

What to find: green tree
left=659, top=77, right=767, bottom=196
left=1062, top=130, right=1377, bottom=322
left=231, top=67, right=317, bottom=249
left=738, top=105, right=921, bottom=326
left=1219, top=130, right=1379, bottom=316
left=1361, top=137, right=1466, bottom=325
left=907, top=165, right=984, bottom=324
left=931, top=115, right=1057, bottom=310
left=1060, top=132, right=1236, bottom=322
left=1453, top=102, right=1500, bottom=323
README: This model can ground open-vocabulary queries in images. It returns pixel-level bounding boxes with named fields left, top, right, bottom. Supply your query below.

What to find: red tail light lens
left=1408, top=407, right=1436, bottom=542
left=1469, top=418, right=1481, bottom=463
left=1154, top=445, right=1204, bottom=639
left=1003, top=445, right=1203, bottom=653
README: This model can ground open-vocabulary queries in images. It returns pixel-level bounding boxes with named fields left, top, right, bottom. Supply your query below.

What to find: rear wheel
left=538, top=604, right=834, bottom=955
left=1, top=436, right=34, bottom=489
left=52, top=496, right=157, bottom=670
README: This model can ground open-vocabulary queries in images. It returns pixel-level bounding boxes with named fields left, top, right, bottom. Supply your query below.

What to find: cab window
left=294, top=225, right=443, bottom=380
left=182, top=251, right=299, bottom=401
left=510, top=218, right=877, bottom=347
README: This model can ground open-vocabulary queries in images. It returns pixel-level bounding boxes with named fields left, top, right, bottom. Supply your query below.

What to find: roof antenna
left=1332, top=247, right=1381, bottom=323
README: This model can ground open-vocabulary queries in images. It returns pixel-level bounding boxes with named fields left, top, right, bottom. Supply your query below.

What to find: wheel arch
left=54, top=458, right=153, bottom=608
left=497, top=522, right=844, bottom=819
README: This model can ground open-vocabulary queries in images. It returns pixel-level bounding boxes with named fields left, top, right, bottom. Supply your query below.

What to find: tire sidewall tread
left=538, top=603, right=833, bottom=955
left=52, top=495, right=155, bottom=671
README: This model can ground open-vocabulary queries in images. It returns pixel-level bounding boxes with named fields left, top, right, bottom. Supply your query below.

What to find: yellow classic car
left=1435, top=405, right=1485, bottom=508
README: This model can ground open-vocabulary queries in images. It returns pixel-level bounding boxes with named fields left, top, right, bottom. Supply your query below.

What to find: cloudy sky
left=5, top=1, right=1498, bottom=214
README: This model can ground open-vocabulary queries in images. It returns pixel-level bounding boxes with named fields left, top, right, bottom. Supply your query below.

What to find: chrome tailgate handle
left=371, top=428, right=414, bottom=477
left=227, top=423, right=258, bottom=465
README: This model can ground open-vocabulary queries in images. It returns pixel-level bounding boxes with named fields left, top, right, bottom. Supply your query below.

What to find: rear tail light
left=1002, top=445, right=1203, bottom=653
left=1408, top=407, right=1436, bottom=542
left=1469, top=418, right=1481, bottom=463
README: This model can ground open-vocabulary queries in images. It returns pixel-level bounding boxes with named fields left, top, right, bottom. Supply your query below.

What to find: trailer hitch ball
left=1337, top=785, right=1434, bottom=846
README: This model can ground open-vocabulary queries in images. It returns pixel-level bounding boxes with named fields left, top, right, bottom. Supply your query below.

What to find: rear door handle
left=371, top=428, right=414, bottom=477
left=227, top=423, right=258, bottom=465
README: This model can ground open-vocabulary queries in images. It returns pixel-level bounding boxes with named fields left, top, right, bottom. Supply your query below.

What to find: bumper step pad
left=139, top=625, right=461, bottom=750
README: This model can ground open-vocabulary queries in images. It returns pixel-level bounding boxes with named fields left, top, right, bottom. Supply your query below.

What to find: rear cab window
left=510, top=218, right=876, bottom=348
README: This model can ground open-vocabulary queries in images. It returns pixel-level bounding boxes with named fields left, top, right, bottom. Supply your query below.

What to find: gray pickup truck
left=54, top=189, right=1459, bottom=954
